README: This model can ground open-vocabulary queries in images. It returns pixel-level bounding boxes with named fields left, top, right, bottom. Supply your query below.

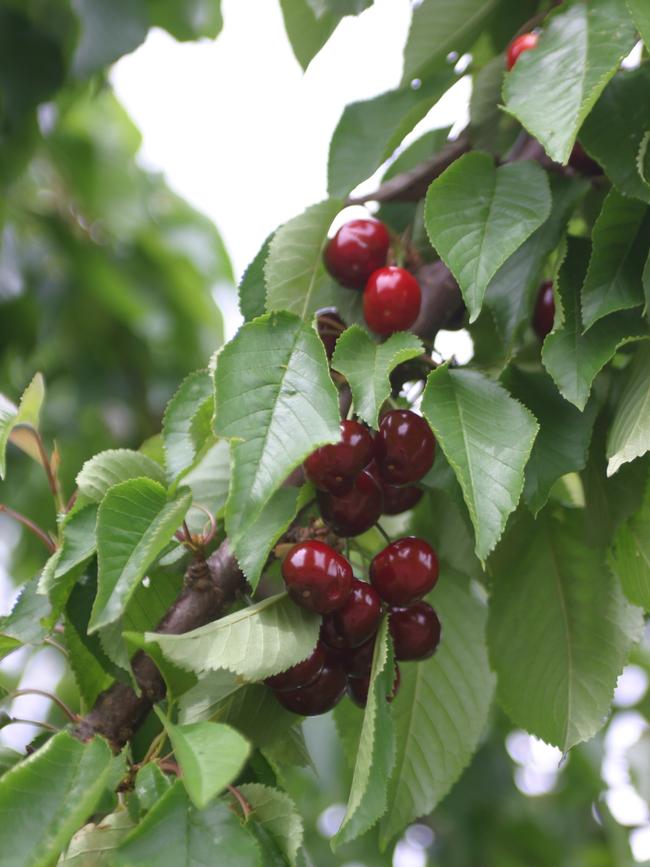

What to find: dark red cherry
left=264, top=641, right=327, bottom=691
left=532, top=280, right=555, bottom=340
left=506, top=31, right=539, bottom=71
left=569, top=142, right=603, bottom=177
left=375, top=410, right=435, bottom=486
left=304, top=420, right=375, bottom=495
left=282, top=541, right=353, bottom=614
left=324, top=219, right=390, bottom=289
left=321, top=579, right=382, bottom=649
left=317, top=469, right=383, bottom=537
left=347, top=664, right=401, bottom=709
left=316, top=308, right=346, bottom=360
left=370, top=537, right=439, bottom=606
left=345, top=636, right=376, bottom=678
left=363, top=266, right=421, bottom=336
left=381, top=483, right=423, bottom=515
left=389, top=602, right=441, bottom=661
left=273, top=658, right=346, bottom=716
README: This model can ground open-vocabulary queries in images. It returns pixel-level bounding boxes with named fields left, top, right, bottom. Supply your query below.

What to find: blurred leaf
left=147, top=0, right=224, bottom=40
left=610, top=473, right=650, bottom=608
left=626, top=0, right=650, bottom=48
left=71, top=0, right=148, bottom=78
left=59, top=809, right=134, bottom=865
left=0, top=372, right=44, bottom=479
left=162, top=369, right=213, bottom=486
left=134, top=764, right=172, bottom=814
left=76, top=450, right=166, bottom=503
left=278, top=0, right=340, bottom=70
left=238, top=784, right=303, bottom=867
left=607, top=345, right=650, bottom=477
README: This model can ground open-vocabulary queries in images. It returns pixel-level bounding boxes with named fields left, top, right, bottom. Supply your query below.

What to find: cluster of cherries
left=266, top=536, right=441, bottom=716
left=324, top=218, right=422, bottom=336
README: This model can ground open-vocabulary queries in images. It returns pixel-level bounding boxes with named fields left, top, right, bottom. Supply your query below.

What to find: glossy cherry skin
left=282, top=541, right=353, bottom=614
left=347, top=664, right=401, bottom=709
left=304, top=420, right=375, bottom=495
left=321, top=579, right=382, bottom=649
left=389, top=602, right=441, bottom=661
left=273, top=658, right=347, bottom=716
left=381, top=483, right=423, bottom=515
left=370, top=537, right=439, bottom=606
left=264, top=641, right=327, bottom=692
left=506, top=31, right=539, bottom=70
left=532, top=280, right=555, bottom=340
left=316, top=308, right=346, bottom=360
left=375, top=410, right=435, bottom=486
left=345, top=636, right=376, bottom=678
left=317, top=469, right=383, bottom=537
left=324, top=219, right=390, bottom=289
left=363, top=266, right=421, bottom=336
left=569, top=142, right=603, bottom=177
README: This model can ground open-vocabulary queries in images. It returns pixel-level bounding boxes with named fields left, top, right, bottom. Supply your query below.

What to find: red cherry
left=370, top=537, right=439, bottom=606
left=347, top=664, right=401, bottom=709
left=264, top=641, right=326, bottom=691
left=321, top=578, right=382, bottom=649
left=273, top=658, right=347, bottom=716
left=324, top=219, right=390, bottom=290
left=316, top=308, right=346, bottom=360
left=569, top=142, right=603, bottom=177
left=532, top=280, right=555, bottom=340
left=345, top=636, right=376, bottom=678
left=389, top=602, right=441, bottom=661
left=506, top=31, right=539, bottom=71
left=363, top=266, right=421, bottom=336
left=375, top=410, right=435, bottom=486
left=282, top=541, right=353, bottom=614
left=381, top=483, right=423, bottom=515
left=317, top=469, right=383, bottom=537
left=304, top=420, right=375, bottom=495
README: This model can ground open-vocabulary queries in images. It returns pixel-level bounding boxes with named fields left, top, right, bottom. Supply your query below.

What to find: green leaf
left=581, top=190, right=648, bottom=330
left=542, top=239, right=648, bottom=411
left=115, top=782, right=261, bottom=867
left=401, top=0, right=498, bottom=85
left=0, top=747, right=23, bottom=776
left=306, top=0, right=372, bottom=15
left=0, top=577, right=51, bottom=661
left=626, top=0, right=650, bottom=50
left=0, top=732, right=114, bottom=867
left=425, top=153, right=551, bottom=322
left=422, top=366, right=538, bottom=560
left=0, top=372, right=44, bottom=479
left=503, top=0, right=637, bottom=164
left=178, top=670, right=244, bottom=724
left=38, top=503, right=97, bottom=611
left=488, top=509, right=644, bottom=751
left=148, top=593, right=321, bottom=681
left=214, top=312, right=339, bottom=584
left=182, top=440, right=230, bottom=525
left=76, top=450, right=167, bottom=503
left=504, top=368, right=598, bottom=516
left=610, top=476, right=650, bottom=608
left=239, top=234, right=273, bottom=322
left=161, top=718, right=250, bottom=809
left=162, top=369, right=214, bottom=486
left=607, top=345, right=650, bottom=476
left=89, top=479, right=191, bottom=632
left=333, top=618, right=395, bottom=847
left=379, top=575, right=495, bottom=847
left=134, top=764, right=172, bottom=814
left=59, top=809, right=134, bottom=865
left=238, top=784, right=303, bottom=867
left=147, top=0, right=223, bottom=40
left=327, top=75, right=454, bottom=198
left=278, top=0, right=340, bottom=70
left=331, top=326, right=423, bottom=428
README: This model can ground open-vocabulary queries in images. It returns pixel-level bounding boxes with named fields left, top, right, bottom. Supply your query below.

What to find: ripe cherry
left=324, top=219, right=390, bottom=289
left=381, top=483, right=423, bottom=515
left=345, top=636, right=376, bottom=678
left=569, top=142, right=603, bottom=177
left=347, top=664, right=401, bottom=709
left=389, top=602, right=441, bottom=661
left=317, top=469, right=383, bottom=537
left=321, top=578, right=382, bottom=649
left=506, top=31, right=539, bottom=71
left=264, top=641, right=326, bottom=691
left=532, top=280, right=555, bottom=340
left=273, top=657, right=347, bottom=716
left=316, top=308, right=346, bottom=360
left=370, top=537, right=439, bottom=606
left=363, top=266, right=421, bottom=336
left=375, top=410, right=435, bottom=486
left=282, top=541, right=353, bottom=614
left=304, top=420, right=375, bottom=495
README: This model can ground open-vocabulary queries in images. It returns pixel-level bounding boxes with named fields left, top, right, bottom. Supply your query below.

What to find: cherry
left=264, top=641, right=326, bottom=692
left=321, top=578, right=382, bottom=649
left=370, top=537, right=439, bottom=606
left=363, top=266, right=421, bottom=336
left=316, top=308, right=346, bottom=360
left=506, top=31, right=539, bottom=71
left=345, top=636, right=376, bottom=678
left=569, top=142, right=603, bottom=177
left=324, top=219, right=390, bottom=290
left=317, top=468, right=383, bottom=537
left=273, top=657, right=347, bottom=716
left=282, top=541, right=353, bottom=614
left=532, top=280, right=555, bottom=340
left=389, top=602, right=441, bottom=661
left=347, top=664, right=401, bottom=709
left=375, top=410, right=435, bottom=486
left=304, top=420, right=375, bottom=495
left=381, top=483, right=423, bottom=515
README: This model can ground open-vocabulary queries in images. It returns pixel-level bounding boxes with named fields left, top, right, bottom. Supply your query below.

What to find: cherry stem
left=318, top=315, right=346, bottom=335
left=141, top=729, right=167, bottom=765
left=4, top=717, right=59, bottom=732
left=43, top=637, right=69, bottom=658
left=158, top=759, right=180, bottom=776
left=0, top=504, right=57, bottom=553
left=376, top=523, right=391, bottom=545
left=228, top=785, right=252, bottom=821
left=64, top=489, right=78, bottom=514
left=10, top=689, right=78, bottom=722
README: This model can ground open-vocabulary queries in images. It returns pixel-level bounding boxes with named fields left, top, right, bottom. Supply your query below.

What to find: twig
left=228, top=785, right=252, bottom=821
left=43, top=637, right=69, bottom=658
left=0, top=504, right=57, bottom=553
left=9, top=689, right=78, bottom=722
left=29, top=429, right=65, bottom=513
left=3, top=717, right=59, bottom=732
